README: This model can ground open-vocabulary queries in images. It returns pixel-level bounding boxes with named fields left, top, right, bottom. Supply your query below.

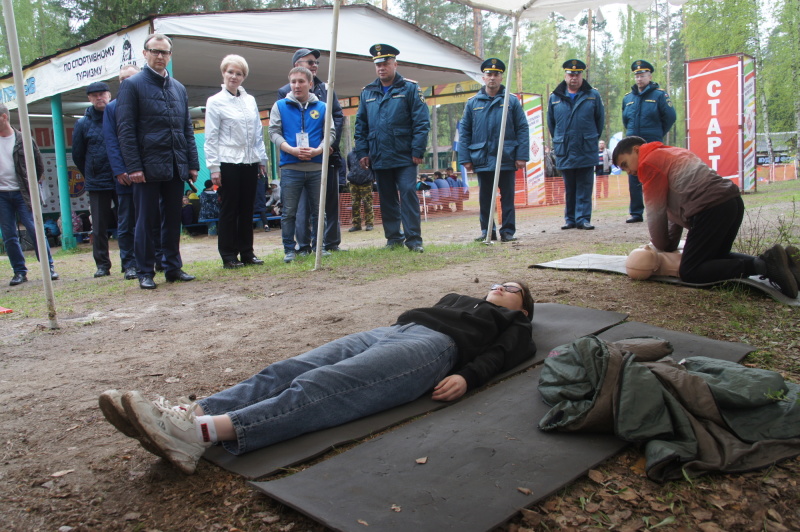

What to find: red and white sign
left=686, top=54, right=755, bottom=189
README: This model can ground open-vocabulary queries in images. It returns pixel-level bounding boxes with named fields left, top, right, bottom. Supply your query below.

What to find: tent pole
left=2, top=0, right=59, bottom=328
left=483, top=11, right=520, bottom=244
left=314, top=0, right=341, bottom=270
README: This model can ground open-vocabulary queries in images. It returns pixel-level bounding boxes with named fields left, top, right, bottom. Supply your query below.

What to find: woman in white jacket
left=205, top=55, right=268, bottom=268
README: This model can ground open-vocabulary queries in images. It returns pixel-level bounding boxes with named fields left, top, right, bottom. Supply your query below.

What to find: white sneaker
left=121, top=391, right=209, bottom=474
left=99, top=389, right=167, bottom=458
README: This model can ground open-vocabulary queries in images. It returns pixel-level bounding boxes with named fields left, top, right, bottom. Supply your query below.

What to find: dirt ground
left=1, top=186, right=799, bottom=531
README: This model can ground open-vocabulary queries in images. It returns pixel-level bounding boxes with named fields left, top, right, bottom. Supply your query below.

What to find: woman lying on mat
left=100, top=282, right=536, bottom=474
left=613, top=136, right=799, bottom=298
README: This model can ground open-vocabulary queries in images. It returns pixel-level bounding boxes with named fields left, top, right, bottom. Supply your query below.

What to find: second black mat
left=204, top=303, right=627, bottom=479
left=533, top=254, right=799, bottom=306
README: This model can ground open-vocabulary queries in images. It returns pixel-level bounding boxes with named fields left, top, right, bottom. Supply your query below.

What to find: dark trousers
left=89, top=190, right=116, bottom=270
left=628, top=173, right=644, bottom=218
left=477, top=170, right=516, bottom=237
left=561, top=166, right=594, bottom=225
left=680, top=196, right=755, bottom=283
left=117, top=192, right=136, bottom=271
left=133, top=176, right=184, bottom=278
left=218, top=162, right=259, bottom=262
left=296, top=163, right=341, bottom=251
left=374, top=165, right=422, bottom=248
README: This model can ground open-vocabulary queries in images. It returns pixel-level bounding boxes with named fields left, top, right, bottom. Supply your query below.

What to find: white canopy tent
left=1, top=5, right=483, bottom=116
left=447, top=0, right=688, bottom=243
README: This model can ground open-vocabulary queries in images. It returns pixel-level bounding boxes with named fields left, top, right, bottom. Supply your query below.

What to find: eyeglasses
left=491, top=283, right=523, bottom=294
left=300, top=60, right=320, bottom=66
left=146, top=49, right=172, bottom=57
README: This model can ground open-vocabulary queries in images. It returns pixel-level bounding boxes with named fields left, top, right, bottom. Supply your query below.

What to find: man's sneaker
left=365, top=224, right=374, bottom=231
left=297, top=249, right=311, bottom=257
left=760, top=244, right=799, bottom=299
left=9, top=273, right=27, bottom=286
left=348, top=226, right=362, bottom=232
left=785, top=245, right=800, bottom=288
left=99, top=390, right=166, bottom=458
left=122, top=391, right=209, bottom=475
left=284, top=251, right=296, bottom=263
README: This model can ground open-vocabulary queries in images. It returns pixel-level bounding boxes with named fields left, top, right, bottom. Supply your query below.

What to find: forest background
left=1, top=0, right=798, bottom=161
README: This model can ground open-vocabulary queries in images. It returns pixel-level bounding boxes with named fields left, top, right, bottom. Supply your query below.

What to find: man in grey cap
left=277, top=48, right=344, bottom=255
left=72, top=80, right=117, bottom=278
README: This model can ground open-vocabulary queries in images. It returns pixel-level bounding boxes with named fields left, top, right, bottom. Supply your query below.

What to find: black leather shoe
left=409, top=245, right=424, bottom=253
left=242, top=257, right=264, bottom=266
left=155, top=264, right=165, bottom=273
left=94, top=267, right=110, bottom=278
left=348, top=226, right=362, bottom=232
left=223, top=260, right=245, bottom=269
left=124, top=267, right=138, bottom=280
left=577, top=223, right=595, bottom=230
left=501, top=235, right=518, bottom=242
left=165, top=270, right=195, bottom=282
left=474, top=232, right=498, bottom=242
left=9, top=273, right=27, bottom=286
left=139, top=276, right=156, bottom=290
left=561, top=223, right=576, bottom=230
left=626, top=216, right=643, bottom=224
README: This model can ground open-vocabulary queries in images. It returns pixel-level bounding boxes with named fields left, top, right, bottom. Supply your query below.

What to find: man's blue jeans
left=0, top=190, right=53, bottom=275
left=561, top=166, right=594, bottom=226
left=198, top=323, right=457, bottom=455
left=295, top=164, right=341, bottom=251
left=280, top=168, right=321, bottom=254
left=374, top=165, right=422, bottom=248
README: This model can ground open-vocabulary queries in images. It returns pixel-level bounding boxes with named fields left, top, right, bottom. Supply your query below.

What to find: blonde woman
left=205, top=55, right=268, bottom=268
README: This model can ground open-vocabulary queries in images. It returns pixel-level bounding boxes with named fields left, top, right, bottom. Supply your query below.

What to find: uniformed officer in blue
left=355, top=44, right=430, bottom=253
left=458, top=58, right=529, bottom=242
left=547, top=59, right=604, bottom=230
left=621, top=59, right=676, bottom=223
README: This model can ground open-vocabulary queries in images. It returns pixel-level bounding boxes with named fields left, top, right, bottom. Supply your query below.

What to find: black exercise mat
left=203, top=303, right=627, bottom=479
left=532, top=254, right=799, bottom=306
left=250, top=325, right=754, bottom=532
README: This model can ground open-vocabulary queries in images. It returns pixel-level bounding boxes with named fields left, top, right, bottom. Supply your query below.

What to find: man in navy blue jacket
left=355, top=44, right=430, bottom=253
left=103, top=64, right=143, bottom=280
left=72, top=81, right=117, bottom=278
left=547, top=59, right=605, bottom=231
left=621, top=60, right=676, bottom=224
left=458, top=58, right=529, bottom=242
left=115, top=34, right=199, bottom=289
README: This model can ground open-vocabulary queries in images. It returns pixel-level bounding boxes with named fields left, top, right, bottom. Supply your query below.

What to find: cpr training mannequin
left=626, top=244, right=682, bottom=280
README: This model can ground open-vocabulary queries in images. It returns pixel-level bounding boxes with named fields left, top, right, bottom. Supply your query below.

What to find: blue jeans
left=477, top=170, right=516, bottom=237
left=295, top=164, right=341, bottom=251
left=0, top=190, right=53, bottom=275
left=374, top=165, right=422, bottom=248
left=198, top=323, right=457, bottom=455
left=280, top=168, right=321, bottom=253
left=628, top=173, right=644, bottom=218
left=561, top=167, right=594, bottom=225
